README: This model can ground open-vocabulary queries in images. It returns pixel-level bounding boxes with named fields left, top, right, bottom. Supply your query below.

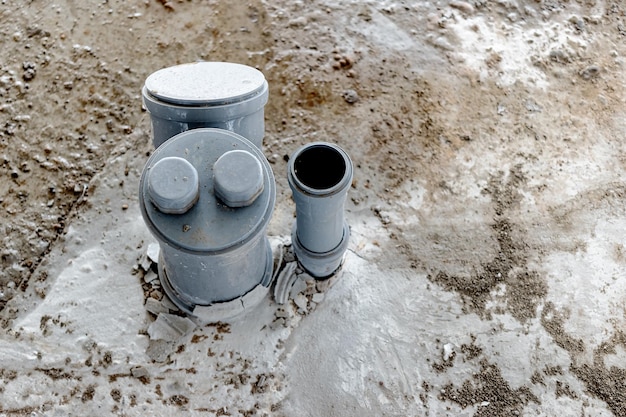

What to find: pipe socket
left=139, top=128, right=275, bottom=320
left=287, top=142, right=353, bottom=278
left=142, top=62, right=269, bottom=149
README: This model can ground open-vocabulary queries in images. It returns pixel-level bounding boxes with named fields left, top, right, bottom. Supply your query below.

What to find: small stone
left=569, top=15, right=585, bottom=31
left=131, top=366, right=149, bottom=379
left=443, top=343, right=455, bottom=361
left=146, top=243, right=160, bottom=264
left=22, top=62, right=36, bottom=81
left=145, top=297, right=170, bottom=316
left=288, top=16, right=307, bottom=27
left=275, top=308, right=290, bottom=319
left=269, top=317, right=287, bottom=330
left=342, top=89, right=359, bottom=104
left=289, top=276, right=308, bottom=299
left=312, top=293, right=325, bottom=303
left=147, top=313, right=196, bottom=342
left=139, top=254, right=152, bottom=272
left=450, top=1, right=474, bottom=14
left=524, top=99, right=542, bottom=113
left=23, top=69, right=36, bottom=81
left=146, top=339, right=176, bottom=363
left=580, top=65, right=600, bottom=80
left=294, top=293, right=308, bottom=313
left=283, top=248, right=296, bottom=263
left=143, top=270, right=158, bottom=284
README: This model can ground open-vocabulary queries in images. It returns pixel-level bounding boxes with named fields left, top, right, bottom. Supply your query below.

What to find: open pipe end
left=289, top=142, right=352, bottom=196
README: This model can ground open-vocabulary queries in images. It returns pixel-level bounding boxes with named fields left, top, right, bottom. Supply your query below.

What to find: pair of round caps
left=148, top=150, right=264, bottom=213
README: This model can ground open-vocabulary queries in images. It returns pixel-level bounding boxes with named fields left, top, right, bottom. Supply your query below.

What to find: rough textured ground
left=1, top=0, right=626, bottom=416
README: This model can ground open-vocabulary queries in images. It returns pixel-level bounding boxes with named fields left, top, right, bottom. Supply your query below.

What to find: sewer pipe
left=139, top=128, right=275, bottom=320
left=287, top=142, right=353, bottom=278
left=142, top=62, right=268, bottom=149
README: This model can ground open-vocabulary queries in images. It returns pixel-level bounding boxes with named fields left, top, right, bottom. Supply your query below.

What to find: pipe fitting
left=142, top=62, right=269, bottom=149
left=139, top=128, right=275, bottom=321
left=287, top=142, right=353, bottom=278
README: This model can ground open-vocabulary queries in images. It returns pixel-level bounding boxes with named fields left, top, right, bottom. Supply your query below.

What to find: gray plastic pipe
left=142, top=62, right=269, bottom=149
left=287, top=142, right=353, bottom=278
left=139, top=128, right=275, bottom=320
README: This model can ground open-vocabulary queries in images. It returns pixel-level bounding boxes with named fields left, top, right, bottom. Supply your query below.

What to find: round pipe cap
left=213, top=150, right=264, bottom=208
left=144, top=62, right=266, bottom=106
left=148, top=157, right=199, bottom=214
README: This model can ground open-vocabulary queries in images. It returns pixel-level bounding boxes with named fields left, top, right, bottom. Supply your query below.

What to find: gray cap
left=139, top=128, right=276, bottom=253
left=148, top=157, right=199, bottom=214
left=213, top=150, right=264, bottom=208
left=144, top=62, right=266, bottom=106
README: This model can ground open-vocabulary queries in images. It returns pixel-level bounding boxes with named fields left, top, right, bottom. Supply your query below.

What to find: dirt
left=440, top=359, right=540, bottom=416
left=1, top=0, right=626, bottom=416
left=430, top=165, right=548, bottom=322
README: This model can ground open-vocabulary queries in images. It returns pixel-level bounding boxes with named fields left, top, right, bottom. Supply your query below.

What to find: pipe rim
left=144, top=62, right=267, bottom=106
left=142, top=83, right=269, bottom=122
left=287, top=142, right=353, bottom=196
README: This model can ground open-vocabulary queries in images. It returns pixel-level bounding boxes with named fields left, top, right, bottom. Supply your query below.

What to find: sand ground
left=1, top=0, right=626, bottom=416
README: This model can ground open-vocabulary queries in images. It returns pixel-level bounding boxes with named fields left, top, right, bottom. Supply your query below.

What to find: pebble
left=139, top=254, right=152, bottom=272
left=146, top=243, right=160, bottom=264
left=288, top=16, right=308, bottom=28
left=283, top=250, right=296, bottom=263
left=580, top=65, right=600, bottom=80
left=14, top=115, right=30, bottom=122
left=289, top=276, right=308, bottom=299
left=275, top=308, right=290, bottom=319
left=130, top=365, right=150, bottom=379
left=569, top=15, right=585, bottom=31
left=143, top=270, right=158, bottom=284
left=294, top=293, right=308, bottom=313
left=449, top=1, right=474, bottom=14
left=146, top=339, right=176, bottom=363
left=22, top=62, right=36, bottom=81
left=147, top=313, right=196, bottom=342
left=312, top=293, right=325, bottom=303
left=342, top=89, right=359, bottom=104
left=549, top=49, right=571, bottom=63
left=145, top=297, right=170, bottom=316
left=524, top=99, right=542, bottom=113
left=443, top=343, right=455, bottom=361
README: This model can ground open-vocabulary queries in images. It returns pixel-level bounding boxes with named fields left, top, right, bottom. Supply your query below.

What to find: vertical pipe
left=139, top=129, right=276, bottom=319
left=287, top=142, right=353, bottom=278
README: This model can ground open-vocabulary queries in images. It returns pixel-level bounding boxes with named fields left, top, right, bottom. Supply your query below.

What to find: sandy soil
left=1, top=0, right=626, bottom=416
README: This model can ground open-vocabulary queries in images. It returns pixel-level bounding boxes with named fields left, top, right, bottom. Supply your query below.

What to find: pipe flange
left=291, top=222, right=350, bottom=279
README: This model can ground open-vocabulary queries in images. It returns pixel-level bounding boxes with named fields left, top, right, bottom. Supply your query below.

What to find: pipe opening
left=294, top=145, right=346, bottom=190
